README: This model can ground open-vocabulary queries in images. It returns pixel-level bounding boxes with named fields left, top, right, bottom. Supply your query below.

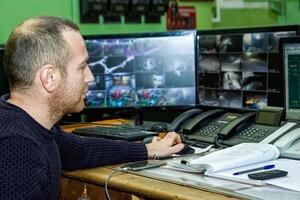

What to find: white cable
left=104, top=169, right=127, bottom=200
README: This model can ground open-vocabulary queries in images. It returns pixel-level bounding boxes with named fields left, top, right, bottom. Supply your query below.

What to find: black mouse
left=176, top=144, right=195, bottom=155
left=142, top=136, right=154, bottom=144
left=150, top=123, right=168, bottom=133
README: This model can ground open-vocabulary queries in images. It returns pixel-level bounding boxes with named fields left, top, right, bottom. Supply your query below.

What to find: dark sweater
left=0, top=95, right=148, bottom=200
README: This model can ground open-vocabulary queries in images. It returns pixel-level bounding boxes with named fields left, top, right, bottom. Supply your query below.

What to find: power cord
left=104, top=169, right=127, bottom=200
left=213, top=135, right=227, bottom=149
left=179, top=131, right=208, bottom=148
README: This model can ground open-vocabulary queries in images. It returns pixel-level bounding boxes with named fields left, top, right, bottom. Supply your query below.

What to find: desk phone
left=274, top=127, right=300, bottom=159
left=164, top=106, right=284, bottom=147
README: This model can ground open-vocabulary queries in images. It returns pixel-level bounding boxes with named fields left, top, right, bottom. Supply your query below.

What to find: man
left=0, top=16, right=184, bottom=199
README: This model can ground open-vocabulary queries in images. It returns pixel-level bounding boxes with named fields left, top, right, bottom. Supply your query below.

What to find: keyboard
left=72, top=125, right=158, bottom=141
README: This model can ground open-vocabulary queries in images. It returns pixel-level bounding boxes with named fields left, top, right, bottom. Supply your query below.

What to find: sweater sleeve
left=55, top=128, right=148, bottom=170
left=0, top=137, right=46, bottom=200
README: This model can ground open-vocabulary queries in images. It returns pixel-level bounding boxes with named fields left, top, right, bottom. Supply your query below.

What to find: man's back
left=0, top=96, right=61, bottom=200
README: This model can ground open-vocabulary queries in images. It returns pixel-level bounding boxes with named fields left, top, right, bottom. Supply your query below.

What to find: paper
left=163, top=163, right=206, bottom=173
left=264, top=159, right=300, bottom=192
left=208, top=158, right=300, bottom=192
left=190, top=143, right=279, bottom=173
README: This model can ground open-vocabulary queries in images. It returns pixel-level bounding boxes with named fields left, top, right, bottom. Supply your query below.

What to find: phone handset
left=181, top=109, right=226, bottom=134
left=218, top=112, right=256, bottom=140
left=167, top=108, right=202, bottom=132
left=274, top=127, right=300, bottom=151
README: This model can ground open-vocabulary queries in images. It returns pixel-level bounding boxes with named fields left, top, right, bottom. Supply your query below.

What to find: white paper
left=189, top=143, right=280, bottom=173
left=208, top=158, right=300, bottom=192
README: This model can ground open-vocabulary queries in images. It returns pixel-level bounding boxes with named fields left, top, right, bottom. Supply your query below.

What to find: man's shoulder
left=0, top=112, right=40, bottom=146
left=0, top=110, right=27, bottom=133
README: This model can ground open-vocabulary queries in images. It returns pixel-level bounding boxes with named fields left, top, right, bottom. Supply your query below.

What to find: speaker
left=110, top=0, right=130, bottom=14
left=150, top=0, right=168, bottom=15
left=80, top=0, right=109, bottom=23
left=131, top=0, right=150, bottom=14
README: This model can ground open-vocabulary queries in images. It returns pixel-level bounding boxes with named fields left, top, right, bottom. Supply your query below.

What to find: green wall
left=1, top=0, right=300, bottom=45
left=0, top=0, right=73, bottom=44
left=78, top=1, right=213, bottom=36
left=278, top=0, right=300, bottom=24
left=0, top=0, right=213, bottom=44
left=212, top=9, right=277, bottom=29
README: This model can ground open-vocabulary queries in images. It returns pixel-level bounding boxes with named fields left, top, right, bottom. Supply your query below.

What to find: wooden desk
left=60, top=120, right=240, bottom=200
left=61, top=166, right=240, bottom=200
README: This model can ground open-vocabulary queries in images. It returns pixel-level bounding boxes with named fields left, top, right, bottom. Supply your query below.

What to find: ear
left=39, top=65, right=59, bottom=93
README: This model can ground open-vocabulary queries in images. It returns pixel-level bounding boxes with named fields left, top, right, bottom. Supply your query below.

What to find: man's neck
left=8, top=92, right=59, bottom=130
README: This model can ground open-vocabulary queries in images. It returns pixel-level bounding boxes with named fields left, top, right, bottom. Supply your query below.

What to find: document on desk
left=166, top=143, right=279, bottom=174
left=165, top=143, right=300, bottom=192
left=263, top=159, right=300, bottom=192
left=209, top=158, right=300, bottom=192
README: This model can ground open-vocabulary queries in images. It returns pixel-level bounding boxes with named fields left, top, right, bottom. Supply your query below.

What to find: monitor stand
left=132, top=112, right=164, bottom=131
left=134, top=112, right=143, bottom=126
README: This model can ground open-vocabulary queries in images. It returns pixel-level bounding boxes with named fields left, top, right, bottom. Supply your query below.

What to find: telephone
left=149, top=108, right=202, bottom=132
left=220, top=106, right=284, bottom=146
left=184, top=112, right=253, bottom=146
left=167, top=108, right=202, bottom=132
left=180, top=109, right=226, bottom=134
left=218, top=112, right=256, bottom=140
left=183, top=106, right=284, bottom=147
left=274, top=127, right=300, bottom=160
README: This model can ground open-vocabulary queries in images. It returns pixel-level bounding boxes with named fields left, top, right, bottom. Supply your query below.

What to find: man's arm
left=56, top=127, right=184, bottom=170
left=56, top=129, right=148, bottom=170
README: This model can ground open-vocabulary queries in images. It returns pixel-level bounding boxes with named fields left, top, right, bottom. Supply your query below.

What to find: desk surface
left=62, top=166, right=240, bottom=200
left=62, top=119, right=241, bottom=200
left=61, top=119, right=300, bottom=200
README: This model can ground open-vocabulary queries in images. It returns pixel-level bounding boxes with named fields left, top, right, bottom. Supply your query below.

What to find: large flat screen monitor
left=0, top=46, right=9, bottom=96
left=197, top=25, right=298, bottom=111
left=83, top=31, right=197, bottom=114
left=281, top=37, right=300, bottom=120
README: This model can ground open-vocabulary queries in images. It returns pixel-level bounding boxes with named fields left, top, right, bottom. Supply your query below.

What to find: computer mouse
left=176, top=144, right=195, bottom=155
left=150, top=123, right=168, bottom=133
left=142, top=136, right=154, bottom=144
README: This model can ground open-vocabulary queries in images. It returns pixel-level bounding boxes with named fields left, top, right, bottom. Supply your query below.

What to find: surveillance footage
left=83, top=28, right=297, bottom=111
left=84, top=31, right=196, bottom=108
left=198, top=29, right=297, bottom=110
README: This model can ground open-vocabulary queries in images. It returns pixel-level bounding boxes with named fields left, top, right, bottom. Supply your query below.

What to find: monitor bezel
left=280, top=36, right=300, bottom=120
left=81, top=30, right=198, bottom=115
left=196, top=24, right=299, bottom=113
left=0, top=45, right=10, bottom=97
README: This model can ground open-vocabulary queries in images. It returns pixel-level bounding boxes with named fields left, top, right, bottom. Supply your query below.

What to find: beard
left=49, top=81, right=87, bottom=119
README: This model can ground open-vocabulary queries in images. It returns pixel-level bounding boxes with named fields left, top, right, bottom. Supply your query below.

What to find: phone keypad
left=199, top=124, right=221, bottom=136
left=238, top=127, right=269, bottom=142
left=187, top=122, right=225, bottom=143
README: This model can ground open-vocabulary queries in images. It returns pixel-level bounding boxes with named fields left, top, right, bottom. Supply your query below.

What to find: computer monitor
left=280, top=37, right=300, bottom=120
left=0, top=46, right=9, bottom=96
left=83, top=30, right=197, bottom=121
left=197, top=25, right=298, bottom=111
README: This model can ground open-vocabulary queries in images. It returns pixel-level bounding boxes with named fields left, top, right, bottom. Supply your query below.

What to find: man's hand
left=145, top=132, right=185, bottom=159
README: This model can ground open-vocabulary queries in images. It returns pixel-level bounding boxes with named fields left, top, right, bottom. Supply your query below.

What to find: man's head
left=4, top=16, right=94, bottom=116
left=4, top=16, right=79, bottom=91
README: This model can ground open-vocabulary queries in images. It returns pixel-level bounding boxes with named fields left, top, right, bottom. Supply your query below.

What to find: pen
left=233, top=164, right=275, bottom=175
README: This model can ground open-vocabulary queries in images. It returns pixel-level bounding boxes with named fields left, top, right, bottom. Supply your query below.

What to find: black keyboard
left=72, top=125, right=158, bottom=141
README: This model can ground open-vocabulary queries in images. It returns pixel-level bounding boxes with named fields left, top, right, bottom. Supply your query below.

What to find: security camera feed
left=84, top=31, right=196, bottom=108
left=198, top=27, right=297, bottom=110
